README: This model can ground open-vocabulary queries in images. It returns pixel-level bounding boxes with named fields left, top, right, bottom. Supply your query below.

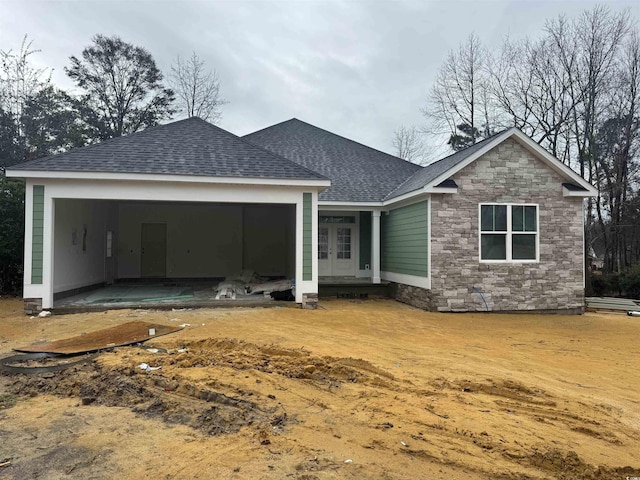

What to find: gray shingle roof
left=8, top=117, right=326, bottom=181
left=243, top=119, right=421, bottom=202
left=385, top=130, right=509, bottom=200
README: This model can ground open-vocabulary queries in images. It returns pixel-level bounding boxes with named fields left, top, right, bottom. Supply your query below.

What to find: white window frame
left=478, top=203, right=539, bottom=263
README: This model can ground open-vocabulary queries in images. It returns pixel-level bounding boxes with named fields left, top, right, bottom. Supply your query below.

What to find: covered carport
left=52, top=198, right=296, bottom=308
left=6, top=117, right=330, bottom=313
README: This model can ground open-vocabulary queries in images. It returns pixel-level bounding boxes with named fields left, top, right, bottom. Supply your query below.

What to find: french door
left=318, top=224, right=355, bottom=276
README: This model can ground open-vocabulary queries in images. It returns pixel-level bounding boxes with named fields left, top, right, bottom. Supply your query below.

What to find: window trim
left=478, top=203, right=539, bottom=263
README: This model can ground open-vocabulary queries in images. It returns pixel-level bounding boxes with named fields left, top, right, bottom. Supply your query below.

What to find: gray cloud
left=1, top=0, right=638, bottom=156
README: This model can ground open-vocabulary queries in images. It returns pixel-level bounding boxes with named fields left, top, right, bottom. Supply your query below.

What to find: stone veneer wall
left=391, top=283, right=433, bottom=310
left=24, top=298, right=43, bottom=315
left=430, top=138, right=585, bottom=312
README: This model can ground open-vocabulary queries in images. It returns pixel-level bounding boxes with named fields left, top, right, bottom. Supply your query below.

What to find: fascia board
left=382, top=189, right=430, bottom=207
left=563, top=186, right=597, bottom=197
left=5, top=169, right=331, bottom=188
left=424, top=186, right=458, bottom=194
left=318, top=201, right=383, bottom=208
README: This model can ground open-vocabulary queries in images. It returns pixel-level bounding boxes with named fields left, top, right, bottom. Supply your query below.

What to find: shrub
left=589, top=273, right=621, bottom=297
left=590, top=274, right=607, bottom=296
left=620, top=265, right=640, bottom=300
left=0, top=176, right=25, bottom=296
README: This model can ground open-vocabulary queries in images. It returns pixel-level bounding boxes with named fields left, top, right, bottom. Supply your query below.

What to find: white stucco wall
left=53, top=199, right=107, bottom=293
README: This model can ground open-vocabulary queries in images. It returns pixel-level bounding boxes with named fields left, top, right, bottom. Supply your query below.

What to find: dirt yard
left=1, top=298, right=639, bottom=479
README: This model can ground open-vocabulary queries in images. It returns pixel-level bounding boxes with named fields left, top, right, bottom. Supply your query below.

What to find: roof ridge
left=292, top=118, right=421, bottom=167
left=243, top=118, right=298, bottom=138
left=207, top=119, right=328, bottom=180
left=246, top=118, right=421, bottom=170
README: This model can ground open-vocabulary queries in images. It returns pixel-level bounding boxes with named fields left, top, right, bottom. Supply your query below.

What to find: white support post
left=295, top=198, right=303, bottom=303
left=23, top=181, right=34, bottom=293
left=372, top=210, right=381, bottom=284
left=42, top=195, right=55, bottom=309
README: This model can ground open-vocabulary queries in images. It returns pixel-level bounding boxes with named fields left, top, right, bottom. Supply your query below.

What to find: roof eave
left=318, top=200, right=384, bottom=208
left=382, top=187, right=430, bottom=206
left=563, top=185, right=597, bottom=197
left=5, top=169, right=331, bottom=188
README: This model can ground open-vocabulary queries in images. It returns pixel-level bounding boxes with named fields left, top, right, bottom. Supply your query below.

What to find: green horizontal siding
left=381, top=201, right=428, bottom=277
left=302, top=193, right=312, bottom=281
left=359, top=211, right=372, bottom=269
left=31, top=185, right=44, bottom=284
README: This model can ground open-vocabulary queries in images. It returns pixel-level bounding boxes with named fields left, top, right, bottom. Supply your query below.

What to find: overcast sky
left=1, top=0, right=638, bottom=158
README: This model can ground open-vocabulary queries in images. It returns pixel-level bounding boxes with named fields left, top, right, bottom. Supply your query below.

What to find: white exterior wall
left=53, top=199, right=107, bottom=293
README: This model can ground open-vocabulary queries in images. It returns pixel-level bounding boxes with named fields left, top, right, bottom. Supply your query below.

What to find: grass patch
left=0, top=393, right=17, bottom=410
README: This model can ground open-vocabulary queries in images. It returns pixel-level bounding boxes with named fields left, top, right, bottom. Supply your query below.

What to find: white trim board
left=6, top=169, right=331, bottom=188
left=381, top=271, right=430, bottom=290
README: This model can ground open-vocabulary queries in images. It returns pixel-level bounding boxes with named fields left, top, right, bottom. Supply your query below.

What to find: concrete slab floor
left=54, top=281, right=292, bottom=313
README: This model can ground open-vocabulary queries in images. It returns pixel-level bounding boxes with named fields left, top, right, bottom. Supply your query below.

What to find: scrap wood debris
left=214, top=270, right=294, bottom=300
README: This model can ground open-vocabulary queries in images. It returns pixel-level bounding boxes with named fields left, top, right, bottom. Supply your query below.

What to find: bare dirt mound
left=5, top=358, right=281, bottom=437
left=2, top=338, right=399, bottom=438
left=166, top=337, right=397, bottom=387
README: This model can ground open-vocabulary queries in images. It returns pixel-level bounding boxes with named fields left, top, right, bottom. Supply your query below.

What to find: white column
left=372, top=210, right=381, bottom=284
left=295, top=198, right=303, bottom=303
left=41, top=196, right=55, bottom=309
left=311, top=192, right=319, bottom=287
left=23, top=181, right=34, bottom=294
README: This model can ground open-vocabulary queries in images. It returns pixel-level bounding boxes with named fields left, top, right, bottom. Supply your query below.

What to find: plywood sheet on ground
left=14, top=321, right=182, bottom=354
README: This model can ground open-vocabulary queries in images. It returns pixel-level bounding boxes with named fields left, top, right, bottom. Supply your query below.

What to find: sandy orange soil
left=1, top=297, right=639, bottom=479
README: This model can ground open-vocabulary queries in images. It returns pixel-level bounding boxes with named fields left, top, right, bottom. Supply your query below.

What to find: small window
left=336, top=227, right=351, bottom=259
left=319, top=215, right=355, bottom=224
left=480, top=204, right=538, bottom=262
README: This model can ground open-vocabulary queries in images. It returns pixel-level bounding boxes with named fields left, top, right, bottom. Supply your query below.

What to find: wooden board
left=15, top=321, right=182, bottom=354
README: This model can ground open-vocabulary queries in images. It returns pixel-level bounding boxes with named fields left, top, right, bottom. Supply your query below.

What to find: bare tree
left=423, top=33, right=496, bottom=149
left=593, top=30, right=640, bottom=272
left=392, top=125, right=426, bottom=164
left=488, top=35, right=576, bottom=164
left=547, top=6, right=631, bottom=179
left=170, top=52, right=227, bottom=123
left=0, top=35, right=51, bottom=134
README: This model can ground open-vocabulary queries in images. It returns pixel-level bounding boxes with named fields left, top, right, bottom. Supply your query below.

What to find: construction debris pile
left=215, top=270, right=294, bottom=301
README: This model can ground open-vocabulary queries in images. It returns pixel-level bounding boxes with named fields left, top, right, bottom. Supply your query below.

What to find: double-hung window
left=480, top=204, right=538, bottom=262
